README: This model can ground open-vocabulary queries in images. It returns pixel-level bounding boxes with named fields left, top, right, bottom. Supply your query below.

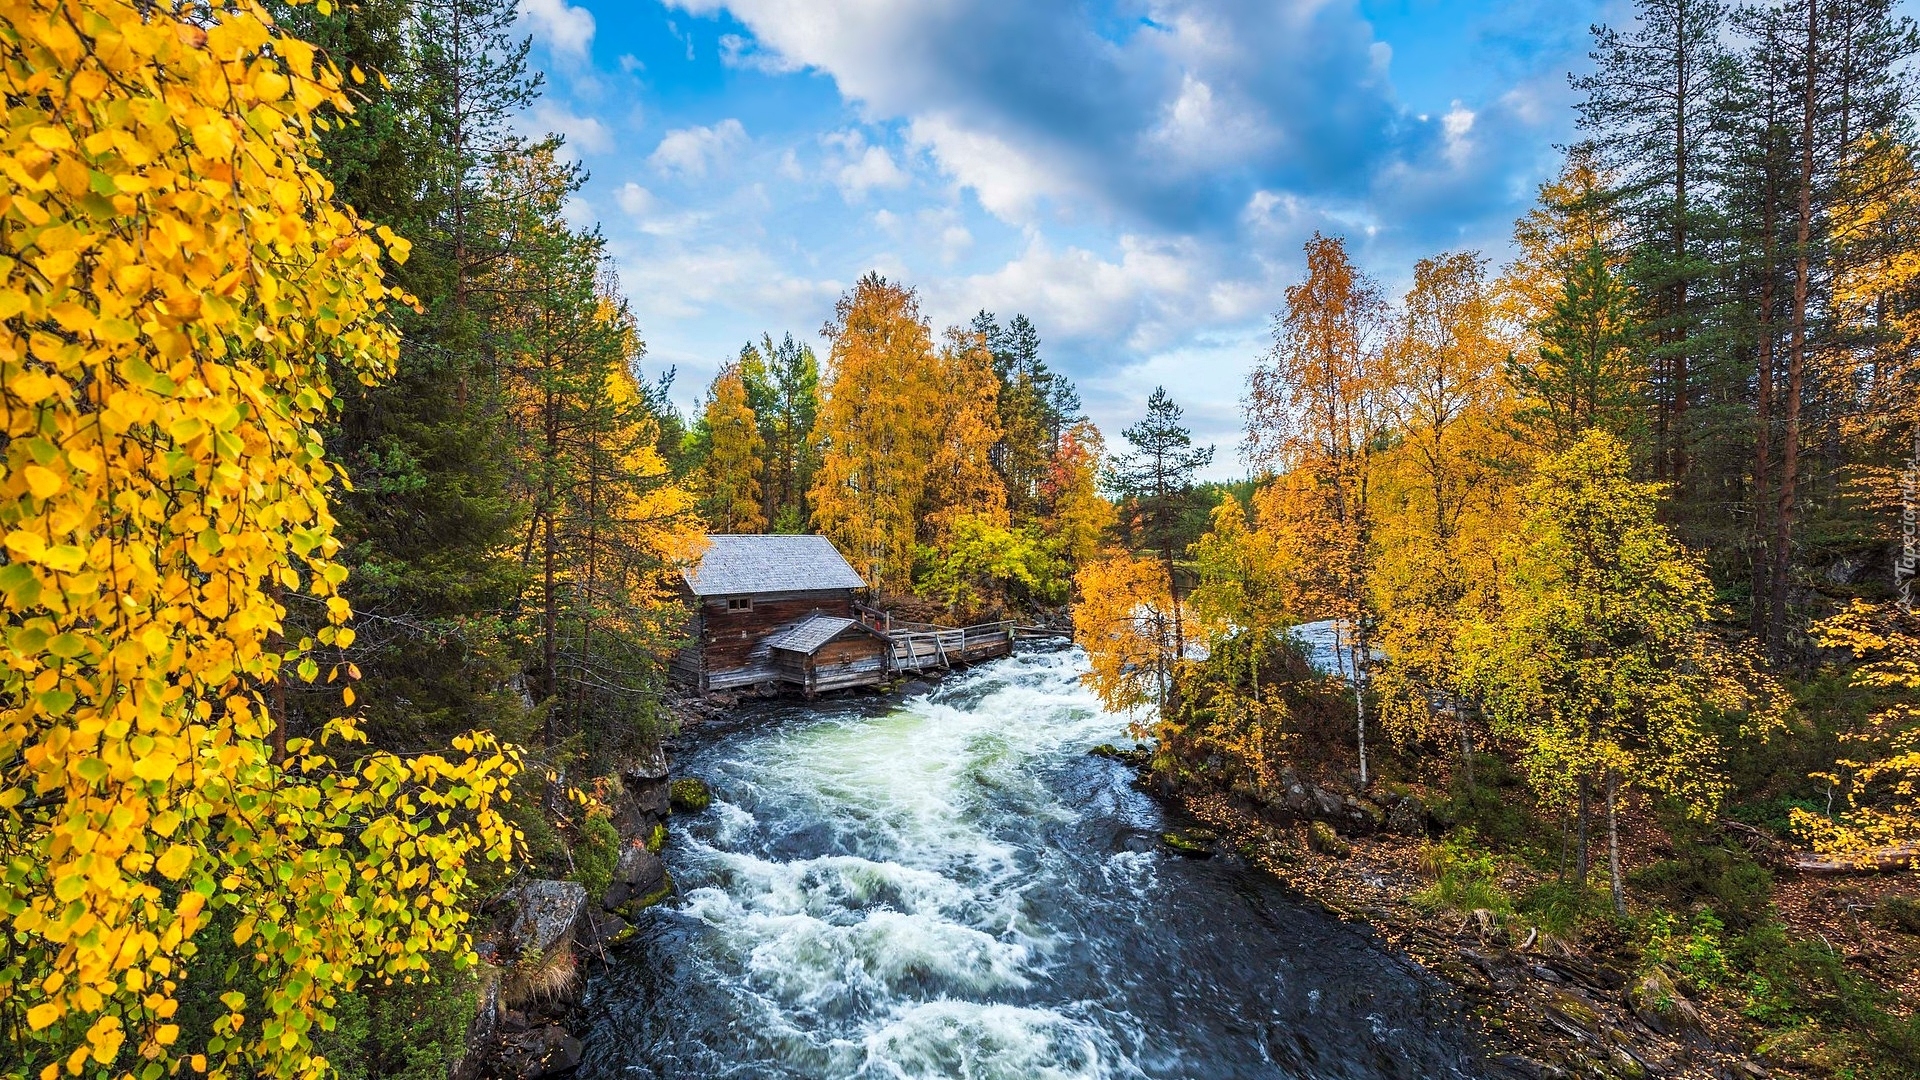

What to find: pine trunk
left=1771, top=0, right=1818, bottom=654
left=1669, top=3, right=1691, bottom=485
left=1751, top=164, right=1778, bottom=641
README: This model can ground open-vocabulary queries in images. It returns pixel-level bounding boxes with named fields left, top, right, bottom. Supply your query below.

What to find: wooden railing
left=885, top=620, right=1014, bottom=670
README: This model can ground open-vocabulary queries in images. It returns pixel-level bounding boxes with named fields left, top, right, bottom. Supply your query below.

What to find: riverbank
left=1141, top=765, right=1878, bottom=1080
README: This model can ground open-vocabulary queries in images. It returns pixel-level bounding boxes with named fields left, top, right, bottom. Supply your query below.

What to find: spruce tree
left=1577, top=0, right=1729, bottom=485
left=1108, top=388, right=1215, bottom=661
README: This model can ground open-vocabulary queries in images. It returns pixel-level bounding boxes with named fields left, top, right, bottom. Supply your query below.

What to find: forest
left=1066, top=0, right=1920, bottom=1074
left=1, top=0, right=1917, bottom=1077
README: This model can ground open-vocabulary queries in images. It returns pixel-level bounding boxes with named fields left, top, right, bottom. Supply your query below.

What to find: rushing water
left=577, top=647, right=1496, bottom=1080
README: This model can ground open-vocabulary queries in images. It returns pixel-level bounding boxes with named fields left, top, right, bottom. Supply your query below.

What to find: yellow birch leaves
left=1, top=1, right=518, bottom=1077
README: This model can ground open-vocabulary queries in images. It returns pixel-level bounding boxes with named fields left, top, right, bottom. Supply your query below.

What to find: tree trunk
left=1771, top=0, right=1818, bottom=657
left=1458, top=722, right=1475, bottom=790
left=542, top=380, right=559, bottom=745
left=1163, top=542, right=1184, bottom=664
left=1669, top=1, right=1691, bottom=485
left=1577, top=776, right=1593, bottom=886
left=1607, top=770, right=1626, bottom=918
left=1751, top=161, right=1778, bottom=641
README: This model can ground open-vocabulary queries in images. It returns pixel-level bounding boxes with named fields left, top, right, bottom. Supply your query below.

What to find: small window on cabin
left=727, top=597, right=753, bottom=612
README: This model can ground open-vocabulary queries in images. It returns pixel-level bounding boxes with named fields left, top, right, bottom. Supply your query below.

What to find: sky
left=515, top=0, right=1622, bottom=475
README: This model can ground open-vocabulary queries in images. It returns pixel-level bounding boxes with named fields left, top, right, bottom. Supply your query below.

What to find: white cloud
left=649, top=119, right=748, bottom=178
left=939, top=224, right=972, bottom=262
left=520, top=0, right=595, bottom=57
left=720, top=31, right=802, bottom=74
left=905, top=114, right=1069, bottom=223
left=1442, top=101, right=1476, bottom=166
left=529, top=100, right=612, bottom=155
left=837, top=145, right=909, bottom=199
left=615, top=182, right=657, bottom=218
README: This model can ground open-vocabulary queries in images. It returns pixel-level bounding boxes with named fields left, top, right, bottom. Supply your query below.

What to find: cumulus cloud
left=625, top=0, right=1599, bottom=466
left=661, top=0, right=1500, bottom=235
left=529, top=100, right=613, bottom=155
left=520, top=0, right=595, bottom=57
left=615, top=182, right=657, bottom=218
left=821, top=130, right=910, bottom=199
left=649, top=119, right=748, bottom=178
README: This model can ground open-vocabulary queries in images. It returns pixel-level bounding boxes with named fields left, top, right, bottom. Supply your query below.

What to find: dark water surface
left=576, top=648, right=1497, bottom=1079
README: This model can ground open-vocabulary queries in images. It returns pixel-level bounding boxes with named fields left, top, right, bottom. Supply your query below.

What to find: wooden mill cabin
left=671, top=534, right=883, bottom=694
left=672, top=533, right=1027, bottom=697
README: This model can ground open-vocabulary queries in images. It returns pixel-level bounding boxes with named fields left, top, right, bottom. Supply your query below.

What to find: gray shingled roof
left=765, top=615, right=870, bottom=654
left=680, top=534, right=867, bottom=596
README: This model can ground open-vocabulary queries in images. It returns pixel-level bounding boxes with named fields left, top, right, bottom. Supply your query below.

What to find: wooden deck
left=686, top=603, right=1062, bottom=697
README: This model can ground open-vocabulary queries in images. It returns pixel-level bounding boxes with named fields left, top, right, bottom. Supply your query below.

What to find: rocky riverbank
left=1111, top=745, right=1789, bottom=1080
left=456, top=745, right=707, bottom=1080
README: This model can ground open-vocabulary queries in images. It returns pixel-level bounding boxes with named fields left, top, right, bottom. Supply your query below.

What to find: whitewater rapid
left=576, top=646, right=1494, bottom=1079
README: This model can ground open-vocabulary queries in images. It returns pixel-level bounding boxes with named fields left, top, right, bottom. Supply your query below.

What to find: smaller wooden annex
left=671, top=534, right=889, bottom=695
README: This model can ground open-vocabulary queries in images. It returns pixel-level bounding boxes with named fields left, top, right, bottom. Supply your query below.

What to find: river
left=575, top=646, right=1497, bottom=1079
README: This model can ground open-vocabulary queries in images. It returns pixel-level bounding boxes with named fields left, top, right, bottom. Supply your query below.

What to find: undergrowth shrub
left=1414, top=829, right=1513, bottom=915
left=571, top=810, right=623, bottom=899
left=1641, top=909, right=1735, bottom=994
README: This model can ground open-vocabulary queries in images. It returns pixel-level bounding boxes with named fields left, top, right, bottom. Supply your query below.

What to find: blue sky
left=515, top=0, right=1619, bottom=471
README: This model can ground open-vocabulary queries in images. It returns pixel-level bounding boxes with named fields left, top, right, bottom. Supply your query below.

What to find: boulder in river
left=614, top=745, right=671, bottom=835
left=669, top=776, right=712, bottom=813
left=1161, top=830, right=1214, bottom=857
left=603, top=843, right=673, bottom=915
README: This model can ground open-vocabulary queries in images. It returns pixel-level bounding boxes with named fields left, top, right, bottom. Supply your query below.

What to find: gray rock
left=602, top=844, right=670, bottom=913
left=1629, top=965, right=1704, bottom=1039
left=507, top=880, right=586, bottom=959
left=577, top=908, right=634, bottom=953
left=1386, top=797, right=1430, bottom=837
left=497, top=1024, right=583, bottom=1079
left=614, top=745, right=672, bottom=831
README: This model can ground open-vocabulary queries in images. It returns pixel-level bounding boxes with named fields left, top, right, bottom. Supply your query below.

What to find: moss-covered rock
left=1161, top=831, right=1213, bottom=857
left=669, top=777, right=712, bottom=813
left=628, top=872, right=675, bottom=914
left=644, top=821, right=668, bottom=853
left=1628, top=965, right=1704, bottom=1038
left=1307, top=821, right=1352, bottom=858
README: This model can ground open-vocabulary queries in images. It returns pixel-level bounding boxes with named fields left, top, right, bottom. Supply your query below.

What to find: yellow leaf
left=21, top=464, right=64, bottom=499
left=154, top=845, right=193, bottom=881
left=25, top=1002, right=60, bottom=1031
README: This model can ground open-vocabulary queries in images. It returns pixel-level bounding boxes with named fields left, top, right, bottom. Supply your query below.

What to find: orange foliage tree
left=1246, top=234, right=1393, bottom=785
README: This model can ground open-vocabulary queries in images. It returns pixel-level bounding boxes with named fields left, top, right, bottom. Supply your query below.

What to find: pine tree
left=1107, top=388, right=1215, bottom=663
left=972, top=310, right=1082, bottom=523
left=1577, top=0, right=1730, bottom=484
left=1509, top=244, right=1648, bottom=449
left=283, top=0, right=541, bottom=754
left=739, top=333, right=821, bottom=531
